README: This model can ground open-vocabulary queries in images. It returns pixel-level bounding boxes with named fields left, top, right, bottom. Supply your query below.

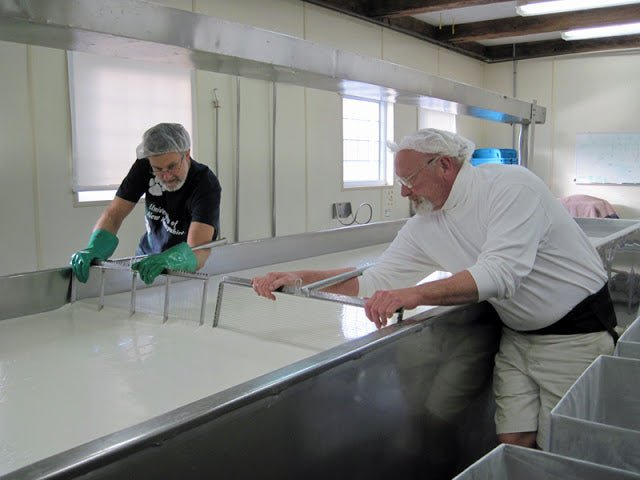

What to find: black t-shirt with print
left=116, top=157, right=221, bottom=255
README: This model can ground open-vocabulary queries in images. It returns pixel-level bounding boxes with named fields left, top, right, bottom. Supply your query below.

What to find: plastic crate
left=549, top=355, right=640, bottom=473
left=453, top=444, right=640, bottom=479
left=473, top=148, right=501, bottom=158
left=471, top=158, right=502, bottom=166
left=471, top=148, right=501, bottom=167
left=499, top=148, right=518, bottom=164
left=472, top=148, right=518, bottom=166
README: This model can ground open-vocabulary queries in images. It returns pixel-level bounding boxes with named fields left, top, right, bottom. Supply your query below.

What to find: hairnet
left=136, top=123, right=191, bottom=159
left=387, top=128, right=475, bottom=163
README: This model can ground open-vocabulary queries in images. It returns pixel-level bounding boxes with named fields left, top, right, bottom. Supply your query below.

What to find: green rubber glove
left=70, top=229, right=119, bottom=283
left=131, top=242, right=197, bottom=285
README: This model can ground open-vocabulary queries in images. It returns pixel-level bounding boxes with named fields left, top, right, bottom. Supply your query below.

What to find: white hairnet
left=136, top=123, right=191, bottom=159
left=387, top=128, right=475, bottom=163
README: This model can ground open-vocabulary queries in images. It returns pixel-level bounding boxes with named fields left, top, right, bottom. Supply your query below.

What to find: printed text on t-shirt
left=146, top=203, right=186, bottom=236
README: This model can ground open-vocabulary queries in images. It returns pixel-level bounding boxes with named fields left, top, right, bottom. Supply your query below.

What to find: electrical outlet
left=332, top=202, right=352, bottom=219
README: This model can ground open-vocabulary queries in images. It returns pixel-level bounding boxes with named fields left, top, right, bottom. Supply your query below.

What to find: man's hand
left=70, top=229, right=119, bottom=283
left=252, top=272, right=302, bottom=300
left=131, top=242, right=197, bottom=285
left=364, top=287, right=422, bottom=329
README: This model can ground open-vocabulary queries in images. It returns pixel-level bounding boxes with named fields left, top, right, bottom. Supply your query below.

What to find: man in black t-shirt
left=71, top=123, right=221, bottom=285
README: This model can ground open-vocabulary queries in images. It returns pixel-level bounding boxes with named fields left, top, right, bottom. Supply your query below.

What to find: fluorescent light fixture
left=562, top=21, right=640, bottom=40
left=516, top=0, right=640, bottom=16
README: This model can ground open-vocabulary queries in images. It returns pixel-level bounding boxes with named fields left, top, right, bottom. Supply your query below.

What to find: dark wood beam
left=302, top=0, right=370, bottom=15
left=365, top=0, right=512, bottom=19
left=435, top=5, right=640, bottom=43
left=383, top=17, right=489, bottom=60
left=380, top=16, right=438, bottom=38
left=485, top=35, right=640, bottom=62
left=299, top=1, right=640, bottom=63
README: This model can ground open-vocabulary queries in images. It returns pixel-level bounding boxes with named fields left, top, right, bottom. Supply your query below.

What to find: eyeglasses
left=395, top=156, right=439, bottom=189
left=150, top=154, right=185, bottom=176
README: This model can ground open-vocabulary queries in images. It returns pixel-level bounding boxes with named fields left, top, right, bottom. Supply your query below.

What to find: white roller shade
left=68, top=51, right=193, bottom=191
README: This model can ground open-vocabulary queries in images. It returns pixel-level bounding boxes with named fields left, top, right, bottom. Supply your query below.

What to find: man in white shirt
left=252, top=128, right=617, bottom=450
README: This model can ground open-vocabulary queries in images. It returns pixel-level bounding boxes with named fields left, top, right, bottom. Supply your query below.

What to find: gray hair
left=136, top=123, right=191, bottom=159
left=387, top=128, right=475, bottom=165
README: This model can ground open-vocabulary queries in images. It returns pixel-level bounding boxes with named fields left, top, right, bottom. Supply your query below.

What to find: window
left=68, top=51, right=194, bottom=204
left=342, top=97, right=393, bottom=188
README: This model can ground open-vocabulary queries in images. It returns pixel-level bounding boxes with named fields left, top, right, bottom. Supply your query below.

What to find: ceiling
left=302, top=0, right=640, bottom=63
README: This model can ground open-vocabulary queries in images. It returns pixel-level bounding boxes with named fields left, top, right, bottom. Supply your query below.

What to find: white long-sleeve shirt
left=359, top=162, right=607, bottom=331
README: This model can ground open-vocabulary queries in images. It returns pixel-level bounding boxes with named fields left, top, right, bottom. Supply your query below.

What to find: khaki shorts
left=493, top=327, right=614, bottom=450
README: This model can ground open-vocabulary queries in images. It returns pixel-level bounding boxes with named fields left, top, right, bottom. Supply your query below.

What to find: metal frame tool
left=212, top=264, right=403, bottom=327
left=70, top=239, right=227, bottom=325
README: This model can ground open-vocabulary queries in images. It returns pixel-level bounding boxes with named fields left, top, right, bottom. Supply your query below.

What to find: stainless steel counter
left=2, top=217, right=639, bottom=479
left=0, top=221, right=502, bottom=479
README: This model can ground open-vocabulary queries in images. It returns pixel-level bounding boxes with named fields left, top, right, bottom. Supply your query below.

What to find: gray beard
left=413, top=197, right=434, bottom=216
left=160, top=177, right=186, bottom=192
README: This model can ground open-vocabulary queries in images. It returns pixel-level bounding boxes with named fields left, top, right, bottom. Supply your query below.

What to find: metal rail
left=299, top=265, right=371, bottom=295
left=0, top=0, right=546, bottom=125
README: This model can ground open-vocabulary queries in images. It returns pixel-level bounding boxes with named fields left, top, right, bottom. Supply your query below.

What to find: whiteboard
left=575, top=133, right=640, bottom=184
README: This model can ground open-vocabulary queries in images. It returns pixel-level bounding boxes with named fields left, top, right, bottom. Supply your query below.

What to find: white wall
left=0, top=42, right=38, bottom=274
left=16, top=0, right=629, bottom=277
left=485, top=52, right=640, bottom=219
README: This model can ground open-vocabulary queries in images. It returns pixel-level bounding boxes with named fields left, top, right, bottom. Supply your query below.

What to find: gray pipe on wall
left=271, top=82, right=277, bottom=238
left=235, top=77, right=241, bottom=243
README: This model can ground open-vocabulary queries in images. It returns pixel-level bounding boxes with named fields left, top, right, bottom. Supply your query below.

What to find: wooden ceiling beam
left=300, top=1, right=640, bottom=63
left=435, top=5, right=640, bottom=43
left=384, top=17, right=489, bottom=59
left=364, top=0, right=512, bottom=19
left=302, top=0, right=370, bottom=15
left=486, top=35, right=640, bottom=62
